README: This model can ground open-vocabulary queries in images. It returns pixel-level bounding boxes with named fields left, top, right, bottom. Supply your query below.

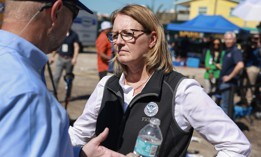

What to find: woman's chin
left=118, top=58, right=130, bottom=65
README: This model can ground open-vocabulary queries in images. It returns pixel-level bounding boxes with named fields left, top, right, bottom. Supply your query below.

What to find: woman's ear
left=149, top=31, right=157, bottom=48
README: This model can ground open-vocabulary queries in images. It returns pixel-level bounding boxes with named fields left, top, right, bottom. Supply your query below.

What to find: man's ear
left=50, top=0, right=63, bottom=23
left=149, top=31, right=157, bottom=48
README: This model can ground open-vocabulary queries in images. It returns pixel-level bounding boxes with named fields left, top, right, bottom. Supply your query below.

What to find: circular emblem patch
left=144, top=102, right=159, bottom=117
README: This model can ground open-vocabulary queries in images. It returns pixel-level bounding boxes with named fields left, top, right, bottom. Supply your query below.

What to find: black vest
left=95, top=70, right=193, bottom=157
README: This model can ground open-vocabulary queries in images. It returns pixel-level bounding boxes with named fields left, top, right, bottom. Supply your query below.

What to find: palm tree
left=146, top=2, right=166, bottom=19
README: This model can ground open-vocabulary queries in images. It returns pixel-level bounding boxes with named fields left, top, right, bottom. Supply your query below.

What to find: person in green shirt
left=204, top=38, right=225, bottom=96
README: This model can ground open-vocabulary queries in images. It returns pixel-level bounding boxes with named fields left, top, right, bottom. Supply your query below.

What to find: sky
left=85, top=0, right=175, bottom=15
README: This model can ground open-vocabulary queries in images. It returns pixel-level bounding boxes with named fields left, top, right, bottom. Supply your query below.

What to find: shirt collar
left=119, top=74, right=125, bottom=87
left=226, top=45, right=237, bottom=52
left=118, top=71, right=161, bottom=94
left=0, top=30, right=48, bottom=72
left=119, top=73, right=133, bottom=93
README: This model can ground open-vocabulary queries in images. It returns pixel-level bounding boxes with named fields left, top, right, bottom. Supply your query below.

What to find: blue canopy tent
left=167, top=15, right=243, bottom=34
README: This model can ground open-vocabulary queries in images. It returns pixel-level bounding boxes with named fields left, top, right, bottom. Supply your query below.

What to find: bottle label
left=134, top=137, right=160, bottom=157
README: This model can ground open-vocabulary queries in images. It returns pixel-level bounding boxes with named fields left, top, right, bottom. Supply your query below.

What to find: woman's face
left=213, top=39, right=220, bottom=49
left=112, top=14, right=153, bottom=67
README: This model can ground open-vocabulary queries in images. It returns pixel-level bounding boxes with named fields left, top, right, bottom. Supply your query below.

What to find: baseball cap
left=15, top=0, right=93, bottom=14
left=69, top=0, right=93, bottom=14
left=100, top=21, right=112, bottom=31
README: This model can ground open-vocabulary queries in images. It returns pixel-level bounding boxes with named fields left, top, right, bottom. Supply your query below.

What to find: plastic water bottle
left=133, top=118, right=163, bottom=157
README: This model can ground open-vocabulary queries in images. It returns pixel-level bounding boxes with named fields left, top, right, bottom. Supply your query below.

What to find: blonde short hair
left=110, top=4, right=173, bottom=76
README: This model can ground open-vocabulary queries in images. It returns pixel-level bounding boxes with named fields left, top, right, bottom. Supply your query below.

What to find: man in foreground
left=0, top=0, right=125, bottom=156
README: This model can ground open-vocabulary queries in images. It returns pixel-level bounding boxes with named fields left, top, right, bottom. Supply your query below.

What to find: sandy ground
left=45, top=52, right=261, bottom=157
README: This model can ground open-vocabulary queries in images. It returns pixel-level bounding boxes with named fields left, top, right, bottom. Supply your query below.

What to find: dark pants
left=219, top=82, right=235, bottom=115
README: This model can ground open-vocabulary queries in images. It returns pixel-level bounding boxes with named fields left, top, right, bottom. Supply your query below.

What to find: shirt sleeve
left=233, top=49, right=243, bottom=63
left=69, top=76, right=111, bottom=146
left=175, top=79, right=251, bottom=157
left=205, top=50, right=211, bottom=68
left=73, top=32, right=80, bottom=43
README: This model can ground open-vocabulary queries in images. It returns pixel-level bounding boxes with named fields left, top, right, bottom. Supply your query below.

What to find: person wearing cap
left=96, top=21, right=113, bottom=80
left=0, top=0, right=126, bottom=157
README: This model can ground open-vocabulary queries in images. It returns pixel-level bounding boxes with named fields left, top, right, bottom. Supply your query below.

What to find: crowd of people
left=169, top=31, right=261, bottom=119
left=1, top=0, right=259, bottom=157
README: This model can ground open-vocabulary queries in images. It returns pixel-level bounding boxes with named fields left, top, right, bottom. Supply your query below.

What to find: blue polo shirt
left=220, top=45, right=243, bottom=84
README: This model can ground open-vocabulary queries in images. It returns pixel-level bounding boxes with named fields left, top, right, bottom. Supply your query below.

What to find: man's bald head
left=4, top=1, right=43, bottom=22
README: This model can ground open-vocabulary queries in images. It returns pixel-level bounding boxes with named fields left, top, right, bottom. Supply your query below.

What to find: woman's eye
left=123, top=32, right=133, bottom=37
left=112, top=34, right=118, bottom=39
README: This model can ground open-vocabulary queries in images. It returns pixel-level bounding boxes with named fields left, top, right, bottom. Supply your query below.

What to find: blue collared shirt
left=0, top=30, right=80, bottom=157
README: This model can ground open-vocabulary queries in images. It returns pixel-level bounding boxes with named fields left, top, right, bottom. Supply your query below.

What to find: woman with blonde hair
left=69, top=4, right=250, bottom=157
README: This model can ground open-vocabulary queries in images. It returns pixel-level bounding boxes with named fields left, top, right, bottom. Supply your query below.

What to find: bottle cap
left=150, top=118, right=160, bottom=126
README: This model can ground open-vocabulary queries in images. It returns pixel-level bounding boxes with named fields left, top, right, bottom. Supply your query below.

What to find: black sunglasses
left=39, top=1, right=79, bottom=19
left=63, top=1, right=79, bottom=19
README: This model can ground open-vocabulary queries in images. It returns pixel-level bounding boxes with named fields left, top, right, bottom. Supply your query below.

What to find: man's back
left=0, top=30, right=74, bottom=157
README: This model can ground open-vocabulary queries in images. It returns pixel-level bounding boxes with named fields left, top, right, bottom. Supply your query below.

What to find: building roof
left=175, top=0, right=241, bottom=6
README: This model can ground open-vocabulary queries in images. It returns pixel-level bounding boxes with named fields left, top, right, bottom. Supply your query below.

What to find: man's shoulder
left=231, top=46, right=242, bottom=53
left=96, top=32, right=110, bottom=46
left=97, top=32, right=107, bottom=39
left=68, top=31, right=79, bottom=40
left=70, top=30, right=78, bottom=36
left=1, top=71, right=42, bottom=99
left=0, top=58, right=44, bottom=98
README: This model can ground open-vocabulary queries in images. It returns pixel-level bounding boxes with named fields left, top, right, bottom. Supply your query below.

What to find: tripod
left=63, top=73, right=74, bottom=110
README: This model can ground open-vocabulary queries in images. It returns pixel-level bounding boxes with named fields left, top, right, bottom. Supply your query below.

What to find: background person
left=242, top=35, right=261, bottom=104
left=0, top=0, right=126, bottom=157
left=96, top=21, right=113, bottom=79
left=69, top=4, right=250, bottom=157
left=50, top=28, right=80, bottom=90
left=108, top=45, right=115, bottom=74
left=219, top=32, right=244, bottom=115
left=204, top=38, right=225, bottom=101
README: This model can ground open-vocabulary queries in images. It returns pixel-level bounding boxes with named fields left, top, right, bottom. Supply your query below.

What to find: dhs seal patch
left=144, top=102, right=159, bottom=117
